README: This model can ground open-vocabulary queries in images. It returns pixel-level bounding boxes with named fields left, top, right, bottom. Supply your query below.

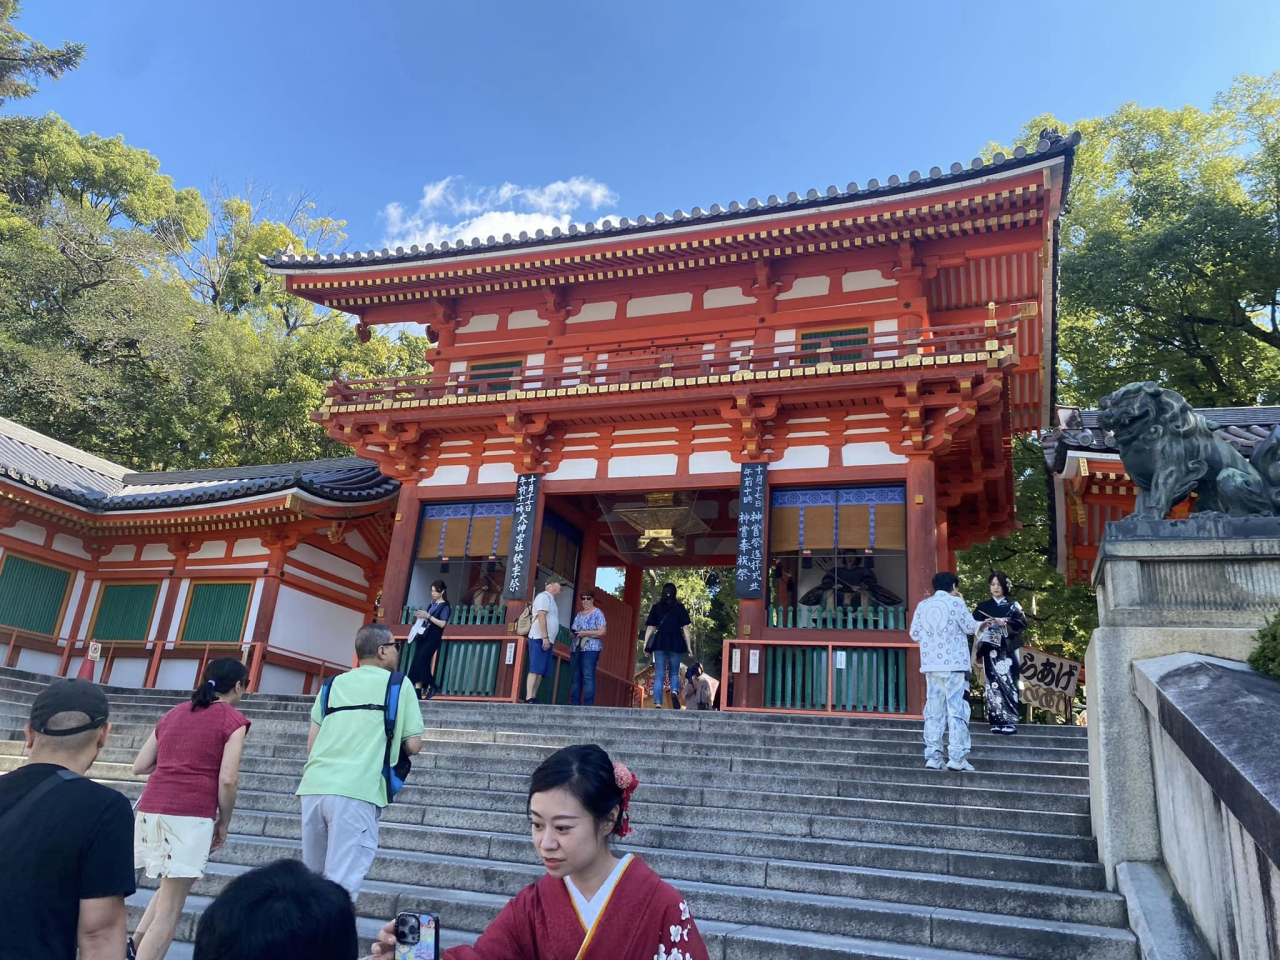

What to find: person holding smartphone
left=972, top=570, right=1027, bottom=735
left=406, top=580, right=452, bottom=700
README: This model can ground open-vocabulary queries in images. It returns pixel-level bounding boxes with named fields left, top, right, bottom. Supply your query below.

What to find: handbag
left=645, top=607, right=678, bottom=654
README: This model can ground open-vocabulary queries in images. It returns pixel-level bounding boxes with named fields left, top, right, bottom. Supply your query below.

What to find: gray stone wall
left=1135, top=655, right=1280, bottom=960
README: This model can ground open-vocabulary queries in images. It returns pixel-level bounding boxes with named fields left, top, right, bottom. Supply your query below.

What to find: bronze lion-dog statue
left=1096, top=382, right=1280, bottom=520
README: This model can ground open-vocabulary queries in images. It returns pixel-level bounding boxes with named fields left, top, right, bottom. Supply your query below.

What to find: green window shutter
left=467, top=359, right=522, bottom=394
left=800, top=327, right=869, bottom=364
left=181, top=582, right=253, bottom=645
left=92, top=583, right=160, bottom=642
left=0, top=554, right=72, bottom=635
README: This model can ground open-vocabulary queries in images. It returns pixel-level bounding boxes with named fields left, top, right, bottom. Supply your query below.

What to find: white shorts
left=134, top=812, right=215, bottom=879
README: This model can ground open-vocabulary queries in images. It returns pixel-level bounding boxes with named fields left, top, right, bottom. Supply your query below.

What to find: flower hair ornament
left=612, top=761, right=640, bottom=838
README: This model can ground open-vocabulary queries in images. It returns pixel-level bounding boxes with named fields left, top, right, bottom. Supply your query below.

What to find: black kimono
left=972, top=596, right=1026, bottom=731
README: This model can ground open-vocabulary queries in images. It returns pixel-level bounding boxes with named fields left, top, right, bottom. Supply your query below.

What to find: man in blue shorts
left=525, top=578, right=564, bottom=703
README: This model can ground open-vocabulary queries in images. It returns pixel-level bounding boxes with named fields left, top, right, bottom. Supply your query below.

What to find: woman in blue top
left=568, top=592, right=608, bottom=706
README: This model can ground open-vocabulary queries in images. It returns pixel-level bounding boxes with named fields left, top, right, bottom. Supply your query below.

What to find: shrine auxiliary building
left=263, top=131, right=1078, bottom=714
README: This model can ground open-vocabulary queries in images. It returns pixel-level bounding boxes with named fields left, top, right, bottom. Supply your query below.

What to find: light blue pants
left=923, top=671, right=971, bottom=763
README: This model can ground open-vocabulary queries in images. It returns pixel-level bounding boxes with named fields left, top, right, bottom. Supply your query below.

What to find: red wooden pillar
left=379, top=482, right=421, bottom=624
left=905, top=455, right=938, bottom=714
left=623, top=565, right=643, bottom=646
left=577, top=521, right=601, bottom=597
left=146, top=543, right=192, bottom=688
left=935, top=509, right=951, bottom=574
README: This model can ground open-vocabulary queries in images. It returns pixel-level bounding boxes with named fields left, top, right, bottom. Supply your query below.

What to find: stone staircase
left=0, top=666, right=1138, bottom=960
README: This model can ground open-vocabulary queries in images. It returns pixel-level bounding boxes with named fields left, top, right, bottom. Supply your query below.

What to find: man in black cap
left=0, top=678, right=135, bottom=959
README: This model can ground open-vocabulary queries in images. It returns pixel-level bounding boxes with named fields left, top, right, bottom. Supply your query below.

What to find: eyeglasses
left=581, top=597, right=594, bottom=602
left=381, top=640, right=405, bottom=652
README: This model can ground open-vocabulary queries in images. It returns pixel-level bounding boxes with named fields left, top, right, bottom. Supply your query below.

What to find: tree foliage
left=0, top=110, right=429, bottom=469
left=0, top=2, right=83, bottom=106
left=631, top=567, right=736, bottom=669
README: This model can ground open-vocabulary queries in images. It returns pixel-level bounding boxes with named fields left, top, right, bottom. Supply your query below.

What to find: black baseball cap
left=29, top=679, right=110, bottom=736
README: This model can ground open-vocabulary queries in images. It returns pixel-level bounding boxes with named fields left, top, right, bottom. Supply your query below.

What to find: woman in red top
left=129, top=658, right=251, bottom=960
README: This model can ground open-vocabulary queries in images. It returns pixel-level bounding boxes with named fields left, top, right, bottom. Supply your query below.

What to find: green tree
left=0, top=1, right=83, bottom=105
left=635, top=567, right=735, bottom=667
left=956, top=437, right=1097, bottom=662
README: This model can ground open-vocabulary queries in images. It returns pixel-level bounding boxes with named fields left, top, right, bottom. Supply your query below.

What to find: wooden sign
left=975, top=644, right=1083, bottom=718
left=504, top=473, right=540, bottom=599
left=734, top=463, right=767, bottom=599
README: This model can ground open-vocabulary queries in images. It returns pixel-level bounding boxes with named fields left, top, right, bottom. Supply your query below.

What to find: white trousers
left=300, top=794, right=380, bottom=900
left=923, top=671, right=971, bottom=762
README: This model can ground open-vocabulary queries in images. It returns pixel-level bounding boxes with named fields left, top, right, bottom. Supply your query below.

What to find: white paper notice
left=834, top=650, right=847, bottom=669
left=505, top=642, right=516, bottom=665
left=731, top=648, right=741, bottom=673
left=748, top=649, right=760, bottom=674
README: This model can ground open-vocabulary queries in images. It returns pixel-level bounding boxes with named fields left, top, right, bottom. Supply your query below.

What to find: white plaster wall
left=688, top=450, right=738, bottom=475
left=842, top=442, right=909, bottom=466
left=626, top=293, right=692, bottom=318
left=256, top=663, right=308, bottom=696
left=166, top=581, right=190, bottom=642
left=778, top=275, right=830, bottom=300
left=141, top=543, right=176, bottom=562
left=4, top=520, right=44, bottom=545
left=843, top=270, right=896, bottom=294
left=148, top=581, right=169, bottom=640
left=292, top=544, right=366, bottom=586
left=268, top=585, right=364, bottom=666
left=771, top=444, right=830, bottom=470
left=156, top=659, right=199, bottom=692
left=509, top=309, right=548, bottom=330
left=60, top=572, right=86, bottom=638
left=108, top=658, right=148, bottom=688
left=477, top=462, right=519, bottom=484
left=874, top=317, right=900, bottom=358
left=545, top=458, right=598, bottom=481
left=189, top=541, right=228, bottom=560
left=103, top=544, right=137, bottom=562
left=232, top=538, right=270, bottom=557
left=704, top=286, right=754, bottom=308
left=16, top=649, right=61, bottom=676
left=568, top=301, right=617, bottom=324
left=243, top=579, right=265, bottom=639
left=607, top=454, right=678, bottom=478
left=458, top=313, right=499, bottom=333
left=421, top=465, right=470, bottom=486
left=79, top=581, right=102, bottom=636
left=284, top=567, right=364, bottom=600
left=51, top=534, right=89, bottom=560
left=345, top=532, right=376, bottom=559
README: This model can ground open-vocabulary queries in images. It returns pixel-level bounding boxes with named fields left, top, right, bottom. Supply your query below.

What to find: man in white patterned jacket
left=908, top=571, right=978, bottom=771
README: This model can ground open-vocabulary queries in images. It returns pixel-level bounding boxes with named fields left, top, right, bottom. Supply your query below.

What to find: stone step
left=134, top=839, right=1133, bottom=960
left=129, top=870, right=1111, bottom=960
left=0, top=752, right=1091, bottom=841
left=0, top=667, right=1088, bottom=739
left=0, top=694, right=1090, bottom=764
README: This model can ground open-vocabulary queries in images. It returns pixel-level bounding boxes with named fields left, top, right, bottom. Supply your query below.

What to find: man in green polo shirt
left=297, top=623, right=424, bottom=899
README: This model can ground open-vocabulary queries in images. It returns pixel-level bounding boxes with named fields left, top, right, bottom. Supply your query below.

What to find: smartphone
left=393, top=912, right=440, bottom=960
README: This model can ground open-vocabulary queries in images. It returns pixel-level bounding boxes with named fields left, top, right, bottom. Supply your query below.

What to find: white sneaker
left=925, top=758, right=945, bottom=770
left=946, top=758, right=976, bottom=772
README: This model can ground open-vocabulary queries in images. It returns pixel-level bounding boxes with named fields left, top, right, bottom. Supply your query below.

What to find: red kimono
left=444, top=856, right=710, bottom=960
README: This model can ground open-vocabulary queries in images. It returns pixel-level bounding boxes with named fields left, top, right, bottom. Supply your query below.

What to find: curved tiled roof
left=262, top=130, right=1081, bottom=272
left=0, top=417, right=398, bottom=512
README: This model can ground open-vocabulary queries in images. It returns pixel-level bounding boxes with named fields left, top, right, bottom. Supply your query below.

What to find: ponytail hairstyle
left=431, top=579, right=448, bottom=603
left=528, top=744, right=640, bottom=839
left=191, top=657, right=249, bottom=710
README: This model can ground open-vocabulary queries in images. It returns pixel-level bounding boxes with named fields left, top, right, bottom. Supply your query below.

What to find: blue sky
left=18, top=1, right=1280, bottom=252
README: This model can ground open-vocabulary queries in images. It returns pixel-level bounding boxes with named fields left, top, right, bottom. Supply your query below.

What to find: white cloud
left=380, top=175, right=619, bottom=250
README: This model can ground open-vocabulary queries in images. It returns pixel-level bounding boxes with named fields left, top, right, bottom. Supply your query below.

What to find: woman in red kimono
left=372, top=744, right=710, bottom=960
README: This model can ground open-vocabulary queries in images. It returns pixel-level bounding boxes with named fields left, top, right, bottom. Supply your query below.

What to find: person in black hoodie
left=972, top=571, right=1026, bottom=735
left=643, top=583, right=693, bottom=710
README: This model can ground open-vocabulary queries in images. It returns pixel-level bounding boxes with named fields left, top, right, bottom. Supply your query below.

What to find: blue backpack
left=319, top=671, right=412, bottom=802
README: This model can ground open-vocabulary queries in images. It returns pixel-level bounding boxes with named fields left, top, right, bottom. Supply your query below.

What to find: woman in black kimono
left=407, top=580, right=452, bottom=700
left=972, top=571, right=1026, bottom=735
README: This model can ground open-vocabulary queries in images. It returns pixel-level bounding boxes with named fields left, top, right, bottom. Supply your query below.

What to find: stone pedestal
left=1087, top=517, right=1280, bottom=888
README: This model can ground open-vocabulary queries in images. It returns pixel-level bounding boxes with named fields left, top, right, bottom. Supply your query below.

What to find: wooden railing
left=767, top=605, right=906, bottom=630
left=321, top=316, right=1019, bottom=409
left=400, top=604, right=507, bottom=627
left=721, top=636, right=922, bottom=716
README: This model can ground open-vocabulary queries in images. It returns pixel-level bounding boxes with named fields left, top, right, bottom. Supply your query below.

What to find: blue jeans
left=652, top=650, right=682, bottom=705
left=570, top=650, right=600, bottom=706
